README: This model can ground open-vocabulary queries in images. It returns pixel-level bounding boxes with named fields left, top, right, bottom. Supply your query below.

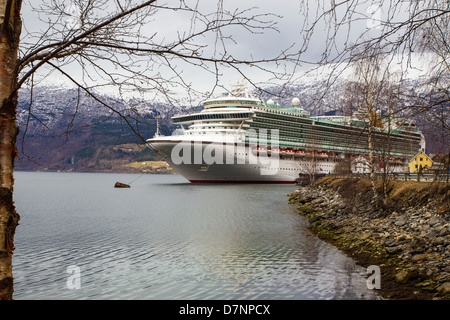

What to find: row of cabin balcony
left=203, top=98, right=310, bottom=117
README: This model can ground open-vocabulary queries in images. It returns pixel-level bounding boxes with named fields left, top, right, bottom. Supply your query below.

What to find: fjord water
left=12, top=172, right=379, bottom=300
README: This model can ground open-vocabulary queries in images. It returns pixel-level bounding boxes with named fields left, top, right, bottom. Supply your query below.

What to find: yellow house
left=409, top=151, right=433, bottom=172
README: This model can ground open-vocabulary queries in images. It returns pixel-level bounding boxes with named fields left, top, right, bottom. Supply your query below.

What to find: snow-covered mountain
left=14, top=57, right=448, bottom=171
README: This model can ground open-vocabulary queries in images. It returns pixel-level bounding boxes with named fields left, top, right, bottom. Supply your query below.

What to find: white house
left=351, top=155, right=371, bottom=173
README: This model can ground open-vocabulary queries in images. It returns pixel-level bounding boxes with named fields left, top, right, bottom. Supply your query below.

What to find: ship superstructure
left=147, top=82, right=424, bottom=183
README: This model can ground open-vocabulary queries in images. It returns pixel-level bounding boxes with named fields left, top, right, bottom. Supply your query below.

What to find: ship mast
left=229, top=79, right=252, bottom=98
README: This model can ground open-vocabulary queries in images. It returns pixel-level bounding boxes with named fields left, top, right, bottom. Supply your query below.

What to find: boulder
left=412, top=253, right=428, bottom=262
left=395, top=270, right=410, bottom=283
left=436, top=282, right=450, bottom=295
left=114, top=182, right=130, bottom=188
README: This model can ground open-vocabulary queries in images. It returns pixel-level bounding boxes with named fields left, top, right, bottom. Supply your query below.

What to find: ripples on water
left=12, top=172, right=379, bottom=300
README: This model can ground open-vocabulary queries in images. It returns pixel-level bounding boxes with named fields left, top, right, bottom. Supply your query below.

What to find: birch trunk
left=383, top=107, right=392, bottom=202
left=0, top=0, right=22, bottom=300
left=367, top=121, right=378, bottom=202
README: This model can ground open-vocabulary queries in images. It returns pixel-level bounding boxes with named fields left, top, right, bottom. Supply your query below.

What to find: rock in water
left=114, top=182, right=130, bottom=188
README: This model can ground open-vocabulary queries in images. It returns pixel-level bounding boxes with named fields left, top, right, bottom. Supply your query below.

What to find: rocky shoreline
left=288, top=177, right=450, bottom=300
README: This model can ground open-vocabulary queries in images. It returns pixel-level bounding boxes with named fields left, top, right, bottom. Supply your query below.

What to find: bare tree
left=295, top=0, right=449, bottom=200
left=378, top=79, right=404, bottom=201
left=297, top=0, right=449, bottom=154
left=305, top=132, right=319, bottom=187
left=349, top=54, right=385, bottom=202
left=298, top=0, right=449, bottom=74
left=0, top=0, right=298, bottom=300
left=339, top=51, right=400, bottom=201
left=0, top=0, right=23, bottom=301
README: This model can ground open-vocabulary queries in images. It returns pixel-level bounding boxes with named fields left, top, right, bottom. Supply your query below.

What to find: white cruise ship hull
left=147, top=137, right=333, bottom=183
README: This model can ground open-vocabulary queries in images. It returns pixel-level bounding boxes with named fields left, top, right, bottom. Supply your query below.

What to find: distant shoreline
left=14, top=169, right=176, bottom=174
left=14, top=161, right=176, bottom=175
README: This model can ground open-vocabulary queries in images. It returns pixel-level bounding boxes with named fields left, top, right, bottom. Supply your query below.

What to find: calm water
left=12, top=171, right=379, bottom=300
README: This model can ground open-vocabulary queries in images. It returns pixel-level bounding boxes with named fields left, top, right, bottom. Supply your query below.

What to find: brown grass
left=316, top=176, right=449, bottom=209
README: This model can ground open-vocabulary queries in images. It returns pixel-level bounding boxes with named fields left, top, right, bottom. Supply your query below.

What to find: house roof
left=410, top=151, right=432, bottom=162
left=351, top=154, right=370, bottom=161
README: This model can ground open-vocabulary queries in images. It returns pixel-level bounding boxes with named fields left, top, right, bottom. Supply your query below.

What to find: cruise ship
left=146, top=82, right=424, bottom=183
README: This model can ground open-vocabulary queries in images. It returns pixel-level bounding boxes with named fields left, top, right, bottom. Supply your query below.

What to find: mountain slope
left=15, top=86, right=176, bottom=172
left=14, top=67, right=448, bottom=172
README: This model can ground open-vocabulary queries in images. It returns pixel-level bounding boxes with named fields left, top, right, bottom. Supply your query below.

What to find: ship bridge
left=172, top=111, right=254, bottom=124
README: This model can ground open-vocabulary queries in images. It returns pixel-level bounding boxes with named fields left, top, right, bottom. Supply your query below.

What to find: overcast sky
left=19, top=0, right=420, bottom=99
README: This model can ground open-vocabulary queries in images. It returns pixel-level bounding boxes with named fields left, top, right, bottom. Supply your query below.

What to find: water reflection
left=12, top=172, right=379, bottom=300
